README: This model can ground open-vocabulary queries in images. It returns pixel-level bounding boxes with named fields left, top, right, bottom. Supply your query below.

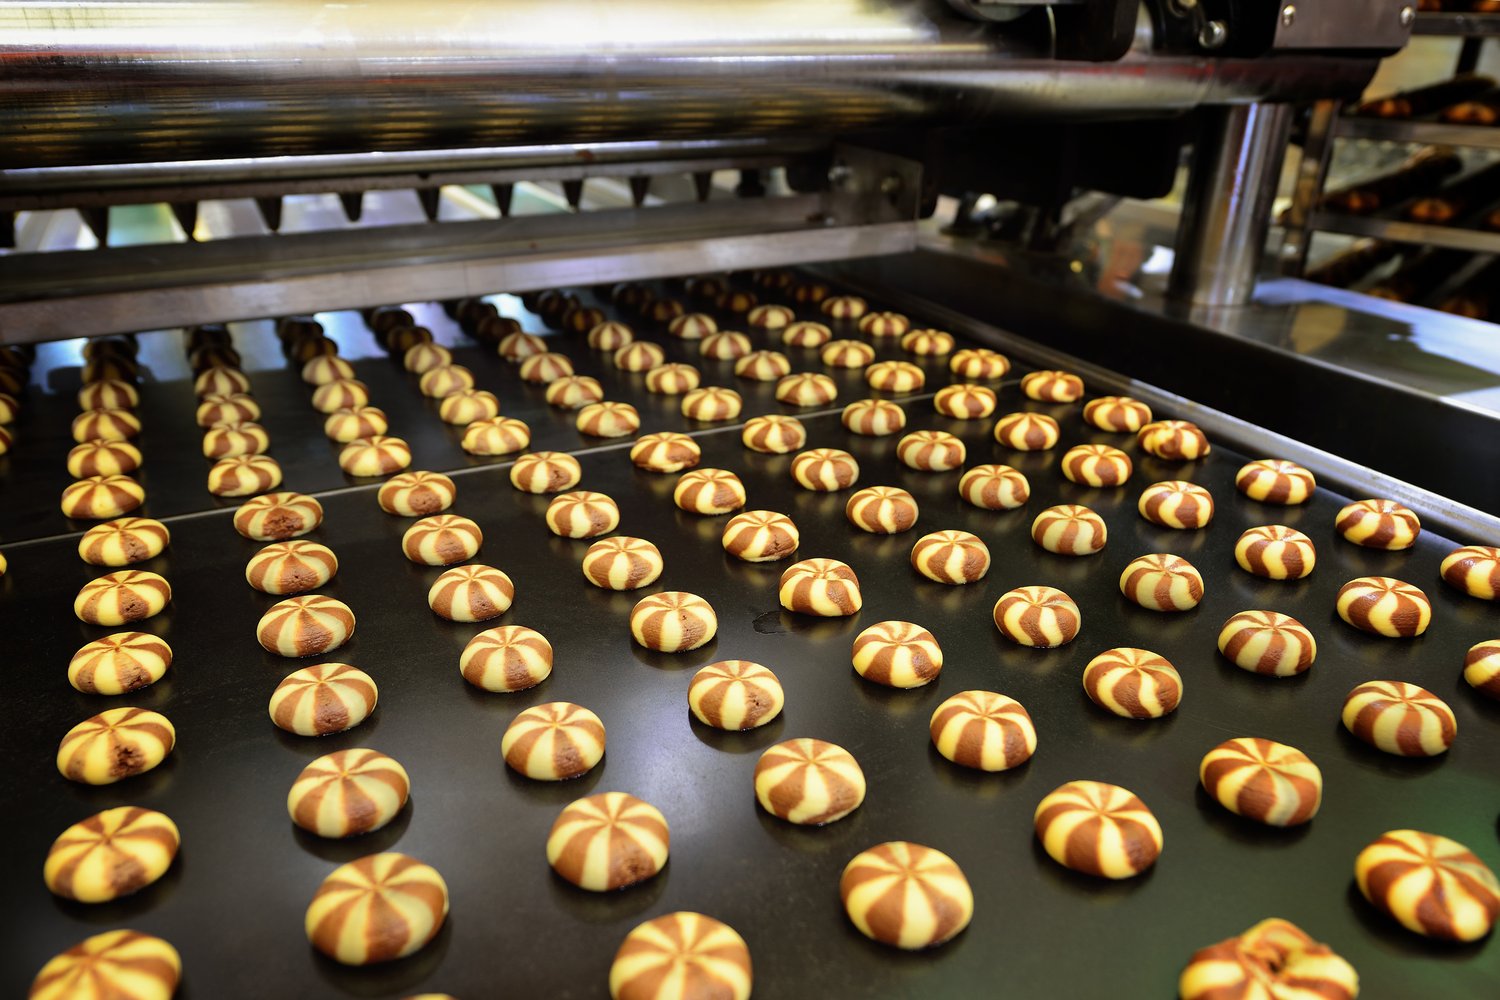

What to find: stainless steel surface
left=0, top=0, right=1379, bottom=169
left=1279, top=99, right=1341, bottom=276
left=1271, top=0, right=1413, bottom=49
left=1168, top=103, right=1295, bottom=306
left=1309, top=211, right=1500, bottom=255
left=1412, top=11, right=1500, bottom=36
left=1333, top=116, right=1500, bottom=152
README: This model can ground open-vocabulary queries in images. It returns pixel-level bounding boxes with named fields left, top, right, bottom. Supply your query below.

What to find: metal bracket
left=824, top=145, right=923, bottom=227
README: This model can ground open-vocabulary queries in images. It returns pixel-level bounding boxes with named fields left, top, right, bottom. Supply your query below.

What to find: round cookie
left=1020, top=369, right=1083, bottom=403
left=846, top=486, right=919, bottom=534
left=864, top=360, right=924, bottom=394
left=950, top=347, right=1009, bottom=380
left=419, top=364, right=475, bottom=398
left=583, top=537, right=663, bottom=590
left=461, top=416, right=531, bottom=456
left=1354, top=830, right=1500, bottom=942
left=309, top=380, right=366, bottom=413
left=460, top=625, right=553, bottom=692
left=1119, top=553, right=1204, bottom=612
left=28, top=930, right=181, bottom=1000
left=958, top=464, right=1029, bottom=510
left=1342, top=681, right=1456, bottom=757
left=1199, top=737, right=1322, bottom=827
left=754, top=738, right=866, bottom=824
left=609, top=912, right=752, bottom=1000
left=402, top=343, right=451, bottom=374
left=616, top=341, right=667, bottom=372
left=511, top=451, right=583, bottom=494
left=1031, top=504, right=1106, bottom=555
left=992, top=586, right=1080, bottom=647
left=546, top=491, right=619, bottom=539
left=324, top=405, right=389, bottom=443
left=82, top=378, right=143, bottom=409
left=1033, top=780, right=1162, bottom=878
left=1179, top=920, right=1359, bottom=1000
left=378, top=471, right=457, bottom=516
left=1083, top=396, right=1152, bottom=432
left=791, top=448, right=859, bottom=491
left=748, top=304, right=794, bottom=331
left=782, top=321, right=831, bottom=348
left=338, top=436, right=411, bottom=477
left=630, top=432, right=700, bottom=473
left=700, top=331, right=752, bottom=360
left=68, top=632, right=172, bottom=695
left=234, top=491, right=323, bottom=540
left=681, top=387, right=742, bottom=423
left=1235, top=459, right=1315, bottom=504
left=775, top=372, right=837, bottom=406
left=1336, top=499, right=1420, bottom=550
left=74, top=570, right=171, bottom=625
left=43, top=806, right=180, bottom=902
left=901, top=328, right=954, bottom=356
left=1217, top=611, right=1317, bottom=677
left=1138, top=419, right=1210, bottom=461
left=197, top=392, right=260, bottom=427
left=840, top=842, right=973, bottom=950
left=61, top=475, right=145, bottom=520
left=1440, top=545, right=1500, bottom=600
left=78, top=517, right=169, bottom=566
left=1235, top=525, right=1316, bottom=580
left=402, top=514, right=483, bottom=565
left=499, top=331, right=548, bottom=363
left=673, top=468, right=747, bottom=515
left=1138, top=480, right=1213, bottom=529
left=548, top=792, right=670, bottom=892
left=631, top=592, right=718, bottom=651
left=519, top=353, right=575, bottom=386
left=910, top=529, right=990, bottom=585
left=428, top=564, right=514, bottom=622
left=852, top=311, right=906, bottom=338
left=437, top=388, right=500, bottom=425
left=821, top=295, right=867, bottom=320
left=56, top=708, right=175, bottom=785
left=1465, top=639, right=1500, bottom=699
left=852, top=621, right=942, bottom=688
left=1083, top=648, right=1182, bottom=719
left=305, top=853, right=449, bottom=965
left=721, top=510, right=799, bottom=562
left=288, top=748, right=410, bottom=838
left=67, top=440, right=142, bottom=479
left=208, top=454, right=283, bottom=496
left=577, top=401, right=641, bottom=439
left=503, top=702, right=606, bottom=780
left=302, top=355, right=355, bottom=385
left=256, top=595, right=355, bottom=657
left=644, top=363, right=700, bottom=396
left=688, top=660, right=784, bottom=730
left=933, top=384, right=995, bottom=420
left=202, top=421, right=270, bottom=459
left=779, top=558, right=862, bottom=616
left=930, top=690, right=1036, bottom=771
left=993, top=411, right=1059, bottom=451
left=841, top=398, right=906, bottom=437
left=734, top=349, right=791, bottom=382
left=270, top=663, right=378, bottom=736
left=1336, top=576, right=1432, bottom=637
left=821, top=339, right=876, bottom=369
left=896, top=430, right=965, bottom=471
left=193, top=367, right=249, bottom=398
left=668, top=313, right=716, bottom=340
left=246, top=540, right=338, bottom=595
left=588, top=321, right=634, bottom=351
left=741, top=414, right=805, bottom=454
left=1062, top=444, right=1133, bottom=487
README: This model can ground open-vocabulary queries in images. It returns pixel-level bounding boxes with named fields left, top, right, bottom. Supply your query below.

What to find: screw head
left=1399, top=5, right=1415, bottom=25
left=1281, top=4, right=1296, bottom=26
left=1198, top=20, right=1227, bottom=48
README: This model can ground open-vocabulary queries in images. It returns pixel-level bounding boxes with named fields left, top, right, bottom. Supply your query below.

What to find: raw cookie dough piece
left=1440, top=545, right=1500, bottom=600
left=609, top=913, right=751, bottom=1000
left=202, top=421, right=270, bottom=459
left=1020, top=369, right=1083, bottom=402
left=1083, top=648, right=1182, bottom=719
left=305, top=853, right=449, bottom=965
left=775, top=372, right=837, bottom=406
left=461, top=416, right=531, bottom=456
left=992, top=586, right=1080, bottom=647
left=1138, top=481, right=1213, bottom=529
left=782, top=321, right=831, bottom=348
left=1083, top=396, right=1152, bottom=432
left=1031, top=504, right=1106, bottom=555
left=754, top=738, right=866, bottom=824
left=910, top=529, right=990, bottom=584
left=700, top=331, right=752, bottom=360
left=270, top=663, right=378, bottom=736
left=741, top=414, right=805, bottom=454
left=1336, top=576, right=1431, bottom=637
left=1216, top=611, right=1316, bottom=677
left=841, top=399, right=906, bottom=436
left=673, top=469, right=747, bottom=515
left=864, top=360, right=925, bottom=394
left=78, top=517, right=169, bottom=566
left=1033, top=780, right=1162, bottom=878
left=681, top=387, right=742, bottom=422
left=577, top=402, right=641, bottom=438
left=1335, top=499, right=1420, bottom=550
left=324, top=405, right=388, bottom=443
left=1062, top=444, right=1133, bottom=487
left=583, top=537, right=663, bottom=590
left=748, top=304, right=793, bottom=331
left=256, top=595, right=356, bottom=657
left=644, top=363, right=700, bottom=396
left=630, top=592, right=718, bottom=651
left=402, top=514, right=483, bottom=565
left=402, top=343, right=450, bottom=374
left=74, top=570, right=171, bottom=625
left=615, top=341, right=667, bottom=372
left=721, top=510, right=799, bottom=562
left=502, top=702, right=606, bottom=779
left=930, top=690, right=1036, bottom=771
left=61, top=475, right=145, bottom=520
left=519, top=352, right=574, bottom=385
left=688, top=660, right=784, bottom=730
left=547, top=792, right=670, bottom=891
left=821, top=295, right=867, bottom=320
left=546, top=491, right=619, bottom=538
left=993, top=411, right=1059, bottom=451
left=1354, top=830, right=1500, bottom=942
left=208, top=454, right=283, bottom=496
left=1465, top=639, right=1500, bottom=698
left=734, top=349, right=791, bottom=382
left=246, top=540, right=338, bottom=595
left=1341, top=681, right=1456, bottom=756
left=901, top=329, right=954, bottom=356
left=378, top=471, right=456, bottom=516
left=933, top=384, right=996, bottom=420
left=428, top=565, right=514, bottom=622
left=234, top=491, right=323, bottom=540
left=499, top=331, right=548, bottom=363
left=845, top=486, right=918, bottom=534
left=1199, top=737, right=1322, bottom=826
left=309, top=380, right=367, bottom=414
left=419, top=364, right=475, bottom=398
left=852, top=621, right=942, bottom=688
left=67, top=440, right=142, bottom=479
left=858, top=311, right=910, bottom=337
left=588, top=321, right=634, bottom=351
left=302, top=355, right=355, bottom=384
left=83, top=378, right=144, bottom=408
left=1178, top=919, right=1359, bottom=1000
left=959, top=464, right=1029, bottom=510
left=630, top=431, right=701, bottom=473
left=1119, top=553, right=1205, bottom=612
left=56, top=708, right=175, bottom=785
left=840, top=842, right=973, bottom=950
left=779, top=558, right=862, bottom=616
left=511, top=451, right=583, bottom=494
left=949, top=347, right=1009, bottom=380
left=44, top=807, right=180, bottom=902
left=438, top=388, right=499, bottom=425
left=791, top=448, right=858, bottom=491
left=288, top=748, right=410, bottom=838
left=196, top=391, right=260, bottom=426
left=68, top=632, right=172, bottom=695
left=896, top=430, right=965, bottom=471
left=1235, top=525, right=1317, bottom=580
left=29, top=930, right=181, bottom=1000
left=821, top=339, right=875, bottom=369
left=338, top=436, right=411, bottom=477
left=460, top=625, right=552, bottom=691
left=1235, top=459, right=1315, bottom=505
left=1138, top=419, right=1210, bottom=460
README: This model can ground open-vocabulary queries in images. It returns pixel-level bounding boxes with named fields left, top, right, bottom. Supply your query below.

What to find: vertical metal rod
left=1278, top=99, right=1340, bottom=277
left=1168, top=102, right=1294, bottom=307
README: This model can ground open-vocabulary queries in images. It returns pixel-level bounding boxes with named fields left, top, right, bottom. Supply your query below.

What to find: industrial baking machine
left=2, top=2, right=1497, bottom=999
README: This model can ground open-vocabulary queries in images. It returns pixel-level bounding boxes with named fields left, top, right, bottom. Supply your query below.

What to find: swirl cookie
left=821, top=339, right=876, bottom=369
left=721, top=510, right=799, bottom=562
left=582, top=537, right=663, bottom=590
left=993, top=411, right=1059, bottom=451
left=865, top=360, right=925, bottom=394
left=992, top=586, right=1080, bottom=647
left=688, top=660, right=785, bottom=730
left=324, top=404, right=388, bottom=443
left=1179, top=920, right=1359, bottom=1000
left=631, top=592, right=718, bottom=652
left=74, top=570, right=170, bottom=625
left=1441, top=545, right=1500, bottom=600
left=44, top=806, right=179, bottom=903
left=1336, top=499, right=1420, bottom=550
left=821, top=295, right=867, bottom=320
left=681, top=386, right=742, bottom=422
left=896, top=430, right=965, bottom=471
left=402, top=514, right=482, bottom=565
left=1336, top=576, right=1431, bottom=637
left=841, top=398, right=906, bottom=436
left=460, top=625, right=552, bottom=692
left=741, top=414, right=805, bottom=454
left=840, top=842, right=973, bottom=949
left=511, top=451, right=582, bottom=494
left=338, top=436, right=410, bottom=477
left=57, top=708, right=175, bottom=785
left=1138, top=480, right=1213, bottom=529
left=438, top=388, right=500, bottom=425
left=576, top=401, right=641, bottom=439
left=1138, top=420, right=1210, bottom=461
left=1342, top=681, right=1456, bottom=757
left=1083, top=648, right=1182, bottom=719
left=846, top=486, right=918, bottom=534
left=1083, top=396, right=1152, bottom=432
left=548, top=793, right=670, bottom=891
left=1020, top=370, right=1083, bottom=403
left=60, top=475, right=145, bottom=520
left=1062, top=444, right=1133, bottom=487
left=631, top=432, right=701, bottom=473
left=782, top=321, right=831, bottom=348
left=588, top=321, right=634, bottom=351
left=930, top=690, right=1036, bottom=771
left=775, top=372, right=837, bottom=406
left=852, top=621, right=943, bottom=688
left=779, top=558, right=862, bottom=616
left=734, top=350, right=791, bottom=382
left=78, top=517, right=169, bottom=566
left=910, top=529, right=990, bottom=585
left=615, top=341, right=667, bottom=372
left=460, top=416, right=532, bottom=457
left=67, top=440, right=142, bottom=479
left=1033, top=780, right=1162, bottom=878
left=68, top=632, right=172, bottom=695
left=791, top=448, right=859, bottom=491
left=901, top=329, right=954, bottom=356
left=754, top=738, right=866, bottom=824
left=378, top=471, right=456, bottom=516
left=502, top=702, right=606, bottom=780
left=305, top=853, right=449, bottom=965
left=959, top=464, right=1029, bottom=510
left=949, top=348, right=1008, bottom=380
left=1119, top=553, right=1204, bottom=612
left=201, top=421, right=270, bottom=459
left=1031, top=504, right=1106, bottom=555
left=270, top=663, right=378, bottom=736
left=1217, top=611, right=1317, bottom=677
left=28, top=930, right=181, bottom=1000
left=246, top=540, right=338, bottom=595
left=1235, top=525, right=1316, bottom=580
left=428, top=565, right=514, bottom=622
left=700, top=331, right=752, bottom=360
left=208, top=454, right=283, bottom=496
left=234, top=491, right=322, bottom=540
left=256, top=595, right=355, bottom=657
left=1465, top=640, right=1500, bottom=699
left=288, top=748, right=410, bottom=838
left=1199, top=737, right=1322, bottom=826
left=934, top=384, right=996, bottom=420
left=672, top=468, right=746, bottom=516
left=609, top=913, right=752, bottom=1000
left=644, top=363, right=700, bottom=396
left=519, top=353, right=574, bottom=385
left=546, top=491, right=619, bottom=539
left=1354, top=830, right=1500, bottom=942
left=1235, top=459, right=1315, bottom=504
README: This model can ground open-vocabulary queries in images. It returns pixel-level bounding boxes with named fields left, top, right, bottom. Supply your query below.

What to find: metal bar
left=1333, top=116, right=1500, bottom=151
left=0, top=0, right=1377, bottom=169
left=1168, top=102, right=1295, bottom=306
left=1309, top=212, right=1500, bottom=254
left=1412, top=11, right=1500, bottom=35
left=1279, top=99, right=1341, bottom=276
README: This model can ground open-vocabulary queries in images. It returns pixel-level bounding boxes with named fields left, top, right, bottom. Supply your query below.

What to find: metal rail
left=1308, top=212, right=1500, bottom=255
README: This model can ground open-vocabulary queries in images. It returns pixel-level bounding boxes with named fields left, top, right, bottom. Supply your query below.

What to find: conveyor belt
left=2, top=283, right=1497, bottom=998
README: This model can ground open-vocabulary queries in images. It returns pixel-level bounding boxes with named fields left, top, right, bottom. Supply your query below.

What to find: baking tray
left=2, top=360, right=1498, bottom=997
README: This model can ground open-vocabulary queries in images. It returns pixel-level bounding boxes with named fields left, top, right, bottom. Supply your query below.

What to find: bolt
left=1281, top=4, right=1296, bottom=27
left=1399, top=5, right=1415, bottom=25
left=1198, top=20, right=1227, bottom=48
left=827, top=164, right=852, bottom=188
left=879, top=175, right=903, bottom=198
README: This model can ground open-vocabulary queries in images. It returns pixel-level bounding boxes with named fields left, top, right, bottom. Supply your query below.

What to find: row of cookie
left=0, top=341, right=31, bottom=461
left=59, top=336, right=157, bottom=519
